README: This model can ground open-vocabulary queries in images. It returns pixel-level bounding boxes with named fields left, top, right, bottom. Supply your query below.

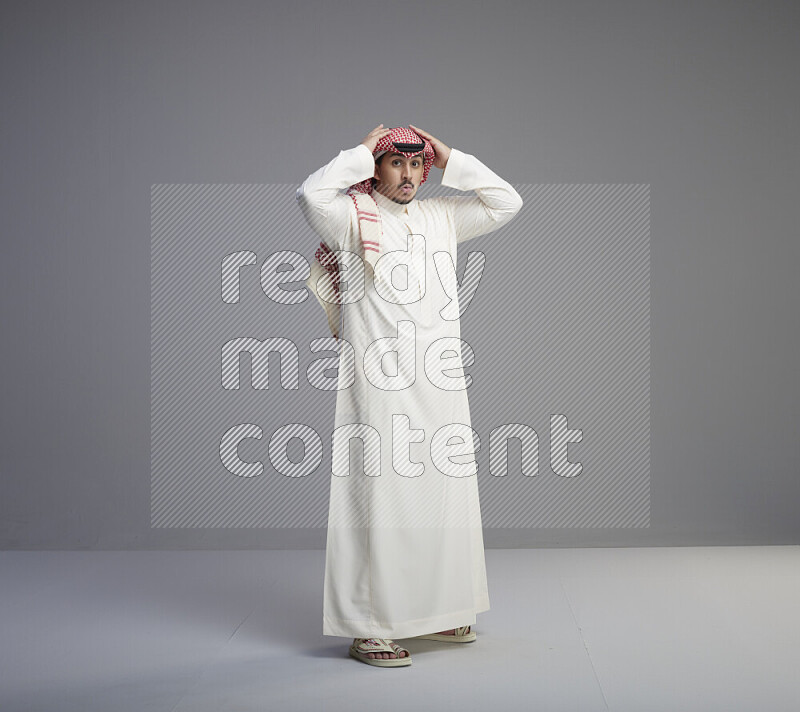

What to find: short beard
left=374, top=181, right=414, bottom=204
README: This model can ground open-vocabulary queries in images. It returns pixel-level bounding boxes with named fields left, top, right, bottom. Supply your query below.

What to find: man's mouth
left=401, top=184, right=413, bottom=192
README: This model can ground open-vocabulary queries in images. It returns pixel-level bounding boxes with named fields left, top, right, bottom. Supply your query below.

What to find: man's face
left=373, top=152, right=424, bottom=204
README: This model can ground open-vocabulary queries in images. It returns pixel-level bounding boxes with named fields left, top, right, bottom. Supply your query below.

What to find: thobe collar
left=372, top=189, right=416, bottom=219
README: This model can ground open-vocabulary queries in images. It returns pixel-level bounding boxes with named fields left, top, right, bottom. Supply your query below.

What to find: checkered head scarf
left=308, top=127, right=436, bottom=340
left=347, top=126, right=436, bottom=195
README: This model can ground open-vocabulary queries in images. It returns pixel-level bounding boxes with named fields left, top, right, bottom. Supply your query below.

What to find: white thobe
left=296, top=143, right=522, bottom=638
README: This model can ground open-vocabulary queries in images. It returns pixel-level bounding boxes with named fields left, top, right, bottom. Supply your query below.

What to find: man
left=296, top=125, right=523, bottom=667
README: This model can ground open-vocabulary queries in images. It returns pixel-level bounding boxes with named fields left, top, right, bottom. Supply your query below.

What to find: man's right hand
left=360, top=124, right=392, bottom=153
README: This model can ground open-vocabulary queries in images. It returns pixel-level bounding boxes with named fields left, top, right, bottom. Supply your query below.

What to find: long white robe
left=296, top=143, right=522, bottom=638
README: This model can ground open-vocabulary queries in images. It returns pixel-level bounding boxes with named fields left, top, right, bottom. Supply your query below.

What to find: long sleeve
left=295, top=143, right=376, bottom=252
left=437, top=148, right=523, bottom=244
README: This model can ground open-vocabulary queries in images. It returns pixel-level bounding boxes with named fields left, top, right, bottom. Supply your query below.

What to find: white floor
left=1, top=546, right=798, bottom=711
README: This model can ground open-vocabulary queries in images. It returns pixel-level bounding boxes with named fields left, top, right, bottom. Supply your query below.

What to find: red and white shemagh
left=310, top=127, right=436, bottom=339
left=347, top=126, right=435, bottom=196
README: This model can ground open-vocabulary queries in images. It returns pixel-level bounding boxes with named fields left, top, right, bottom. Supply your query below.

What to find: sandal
left=349, top=638, right=412, bottom=667
left=415, top=625, right=477, bottom=643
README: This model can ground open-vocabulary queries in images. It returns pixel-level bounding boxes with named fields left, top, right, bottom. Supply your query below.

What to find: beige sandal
left=349, top=638, right=412, bottom=667
left=415, top=625, right=476, bottom=643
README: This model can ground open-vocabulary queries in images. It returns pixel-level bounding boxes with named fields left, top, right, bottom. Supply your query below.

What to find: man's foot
left=432, top=626, right=470, bottom=636
left=354, top=638, right=409, bottom=660
left=414, top=625, right=476, bottom=643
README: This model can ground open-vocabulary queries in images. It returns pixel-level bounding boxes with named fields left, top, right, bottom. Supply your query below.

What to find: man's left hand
left=409, top=124, right=451, bottom=171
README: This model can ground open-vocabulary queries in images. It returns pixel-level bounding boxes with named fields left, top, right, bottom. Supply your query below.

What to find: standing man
left=296, top=125, right=523, bottom=667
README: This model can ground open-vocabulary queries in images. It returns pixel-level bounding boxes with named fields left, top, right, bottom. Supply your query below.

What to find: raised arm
left=439, top=149, right=523, bottom=244
left=295, top=125, right=392, bottom=251
left=409, top=124, right=523, bottom=244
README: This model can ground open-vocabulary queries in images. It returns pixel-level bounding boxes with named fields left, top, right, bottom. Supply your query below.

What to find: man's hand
left=360, top=124, right=392, bottom=153
left=409, top=124, right=451, bottom=170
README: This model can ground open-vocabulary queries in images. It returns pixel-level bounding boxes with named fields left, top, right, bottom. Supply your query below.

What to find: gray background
left=150, top=182, right=650, bottom=530
left=1, top=0, right=797, bottom=549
